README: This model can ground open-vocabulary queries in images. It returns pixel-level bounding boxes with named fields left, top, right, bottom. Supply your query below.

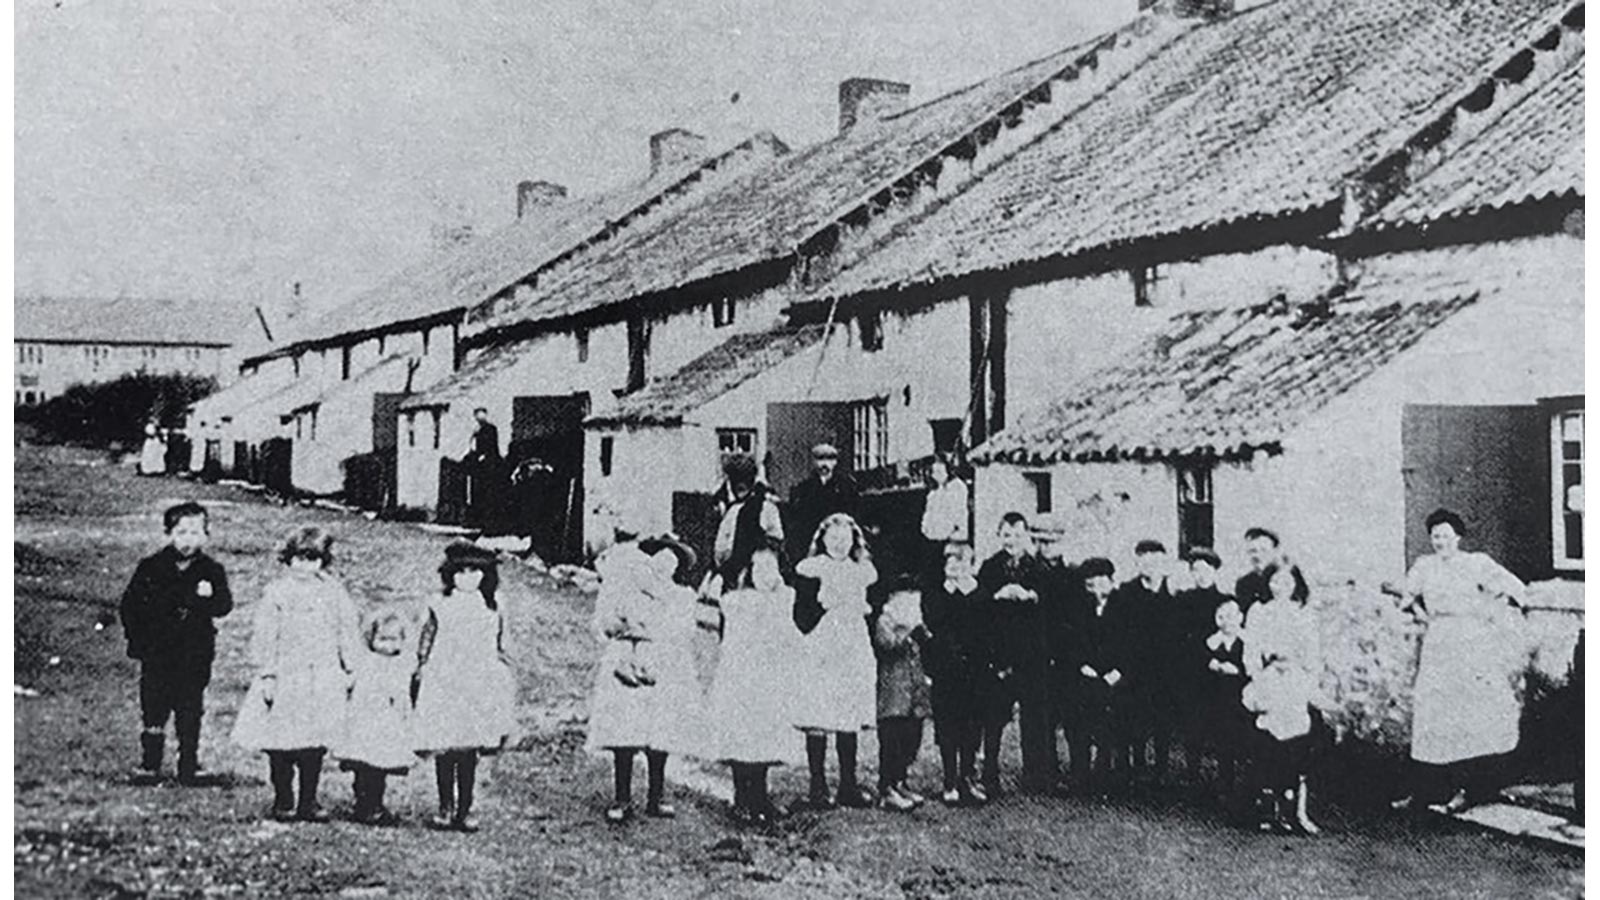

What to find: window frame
left=850, top=399, right=888, bottom=472
left=1175, top=461, right=1215, bottom=557
left=716, top=427, right=758, bottom=464
left=859, top=309, right=884, bottom=353
left=1550, top=404, right=1584, bottom=571
left=1022, top=471, right=1053, bottom=515
left=575, top=327, right=590, bottom=364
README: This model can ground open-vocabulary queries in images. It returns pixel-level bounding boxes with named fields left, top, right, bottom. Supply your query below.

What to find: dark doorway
left=1402, top=404, right=1552, bottom=581
left=508, top=393, right=590, bottom=563
left=766, top=401, right=856, bottom=501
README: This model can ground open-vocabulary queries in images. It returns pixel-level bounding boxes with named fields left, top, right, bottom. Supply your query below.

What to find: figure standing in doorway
left=786, top=443, right=859, bottom=564
left=464, top=408, right=504, bottom=533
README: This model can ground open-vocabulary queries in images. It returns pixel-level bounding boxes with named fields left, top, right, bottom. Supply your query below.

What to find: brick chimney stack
left=517, top=180, right=568, bottom=220
left=838, top=78, right=910, bottom=133
left=649, top=128, right=708, bottom=178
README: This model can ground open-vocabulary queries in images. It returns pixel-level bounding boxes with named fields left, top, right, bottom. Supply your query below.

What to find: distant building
left=13, top=296, right=258, bottom=406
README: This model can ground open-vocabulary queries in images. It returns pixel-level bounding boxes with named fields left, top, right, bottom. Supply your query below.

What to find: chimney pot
left=649, top=128, right=708, bottom=178
left=838, top=77, right=911, bottom=133
left=517, top=180, right=569, bottom=220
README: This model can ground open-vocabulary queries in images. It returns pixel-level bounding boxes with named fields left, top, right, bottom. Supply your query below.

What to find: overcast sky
left=16, top=0, right=1136, bottom=319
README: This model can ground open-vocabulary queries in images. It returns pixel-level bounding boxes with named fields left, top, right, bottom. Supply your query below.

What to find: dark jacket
left=1234, top=564, right=1308, bottom=613
left=119, top=547, right=233, bottom=668
left=785, top=472, right=860, bottom=558
left=1173, top=585, right=1232, bottom=689
left=1057, top=587, right=1138, bottom=720
left=1110, top=576, right=1171, bottom=694
left=976, top=551, right=1053, bottom=683
left=469, top=422, right=501, bottom=462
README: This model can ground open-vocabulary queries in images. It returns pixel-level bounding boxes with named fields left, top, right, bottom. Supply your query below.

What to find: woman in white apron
left=1394, top=508, right=1526, bottom=814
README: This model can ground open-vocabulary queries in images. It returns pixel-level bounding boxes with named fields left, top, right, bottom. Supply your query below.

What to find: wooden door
left=1402, top=404, right=1552, bottom=581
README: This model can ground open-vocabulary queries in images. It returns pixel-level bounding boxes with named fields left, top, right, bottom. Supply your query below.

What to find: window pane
left=1562, top=412, right=1584, bottom=442
left=1564, top=513, right=1583, bottom=560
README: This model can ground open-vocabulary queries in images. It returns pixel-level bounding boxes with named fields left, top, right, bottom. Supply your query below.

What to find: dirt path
left=13, top=443, right=1584, bottom=899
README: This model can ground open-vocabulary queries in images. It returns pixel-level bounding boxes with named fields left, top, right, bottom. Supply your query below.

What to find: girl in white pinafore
left=333, top=605, right=422, bottom=825
left=412, top=542, right=516, bottom=833
left=706, top=542, right=800, bottom=823
left=791, top=513, right=878, bottom=809
left=586, top=535, right=704, bottom=823
left=233, top=526, right=360, bottom=822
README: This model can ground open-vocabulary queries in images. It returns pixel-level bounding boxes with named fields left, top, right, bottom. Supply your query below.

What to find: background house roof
left=399, top=340, right=527, bottom=410
left=260, top=133, right=788, bottom=358
left=1372, top=51, right=1583, bottom=228
left=15, top=295, right=251, bottom=346
left=588, top=321, right=831, bottom=427
left=465, top=24, right=1166, bottom=334
left=973, top=290, right=1477, bottom=466
left=814, top=0, right=1569, bottom=300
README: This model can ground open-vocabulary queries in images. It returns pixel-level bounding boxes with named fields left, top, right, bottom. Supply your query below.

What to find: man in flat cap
left=785, top=442, right=859, bottom=562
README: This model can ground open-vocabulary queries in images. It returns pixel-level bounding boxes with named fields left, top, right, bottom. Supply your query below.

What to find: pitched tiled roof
left=973, top=292, right=1477, bottom=466
left=400, top=339, right=529, bottom=410
left=466, top=24, right=1169, bottom=334
left=816, top=0, right=1569, bottom=300
left=588, top=322, right=831, bottom=427
left=298, top=354, right=416, bottom=412
left=262, top=133, right=789, bottom=358
left=15, top=296, right=252, bottom=346
left=1374, top=51, right=1583, bottom=227
left=188, top=368, right=293, bottom=424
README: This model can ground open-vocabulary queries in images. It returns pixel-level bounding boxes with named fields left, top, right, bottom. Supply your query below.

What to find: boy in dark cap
left=120, top=501, right=234, bottom=784
left=1173, top=547, right=1232, bottom=780
left=1058, top=557, right=1135, bottom=794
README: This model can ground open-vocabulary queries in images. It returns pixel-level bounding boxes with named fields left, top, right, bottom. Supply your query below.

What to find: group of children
left=121, top=498, right=1318, bottom=836
left=120, top=502, right=516, bottom=831
left=585, top=507, right=1324, bottom=834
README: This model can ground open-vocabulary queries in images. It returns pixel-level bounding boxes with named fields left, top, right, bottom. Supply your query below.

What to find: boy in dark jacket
left=1058, top=557, right=1134, bottom=794
left=976, top=512, right=1055, bottom=795
left=120, top=501, right=233, bottom=784
left=921, top=542, right=993, bottom=805
left=1113, top=539, right=1174, bottom=781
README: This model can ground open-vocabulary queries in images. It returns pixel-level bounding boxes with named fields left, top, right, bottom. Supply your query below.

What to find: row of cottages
left=588, top=0, right=1583, bottom=587
left=396, top=15, right=1193, bottom=560
left=186, top=129, right=789, bottom=502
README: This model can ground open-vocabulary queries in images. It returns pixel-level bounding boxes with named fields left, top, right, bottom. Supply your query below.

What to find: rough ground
left=13, top=442, right=1585, bottom=899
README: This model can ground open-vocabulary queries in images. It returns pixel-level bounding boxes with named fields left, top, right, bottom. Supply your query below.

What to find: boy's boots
left=175, top=711, right=204, bottom=785
left=134, top=729, right=164, bottom=784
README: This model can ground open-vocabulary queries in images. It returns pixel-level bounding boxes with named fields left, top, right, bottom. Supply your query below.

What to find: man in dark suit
left=785, top=443, right=859, bottom=560
left=465, top=408, right=503, bottom=531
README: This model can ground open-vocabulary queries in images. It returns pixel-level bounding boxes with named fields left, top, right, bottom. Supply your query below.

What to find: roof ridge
left=1347, top=0, right=1584, bottom=229
left=793, top=13, right=1190, bottom=262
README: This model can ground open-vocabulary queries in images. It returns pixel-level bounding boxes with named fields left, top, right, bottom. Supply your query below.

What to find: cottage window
left=1132, top=265, right=1166, bottom=308
left=295, top=415, right=303, bottom=441
left=1176, top=462, right=1215, bottom=556
left=1552, top=408, right=1584, bottom=569
left=859, top=310, right=884, bottom=352
left=717, top=428, right=757, bottom=463
left=341, top=346, right=352, bottom=380
left=713, top=296, right=737, bottom=328
left=377, top=335, right=387, bottom=355
left=293, top=354, right=303, bottom=378
left=930, top=418, right=964, bottom=456
left=309, top=408, right=319, bottom=441
left=1023, top=472, right=1053, bottom=515
left=431, top=410, right=442, bottom=451
left=405, top=413, right=416, bottom=448
left=576, top=328, right=590, bottom=364
left=600, top=436, right=615, bottom=477
left=851, top=400, right=888, bottom=472
left=422, top=329, right=431, bottom=356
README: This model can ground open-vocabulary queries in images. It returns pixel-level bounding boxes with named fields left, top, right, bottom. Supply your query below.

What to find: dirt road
left=13, top=443, right=1583, bottom=898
